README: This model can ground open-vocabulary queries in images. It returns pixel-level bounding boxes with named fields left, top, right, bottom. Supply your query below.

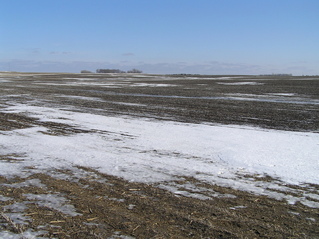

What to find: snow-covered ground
left=217, top=82, right=264, bottom=85
left=1, top=103, right=318, bottom=208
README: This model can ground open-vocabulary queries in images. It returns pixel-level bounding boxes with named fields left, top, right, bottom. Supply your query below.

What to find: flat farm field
left=1, top=72, right=319, bottom=238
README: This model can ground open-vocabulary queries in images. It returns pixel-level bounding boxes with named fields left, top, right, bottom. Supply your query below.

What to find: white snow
left=224, top=93, right=319, bottom=105
left=0, top=195, right=12, bottom=202
left=129, top=83, right=177, bottom=87
left=0, top=79, right=11, bottom=83
left=3, top=179, right=46, bottom=189
left=111, top=102, right=147, bottom=107
left=34, top=80, right=177, bottom=88
left=217, top=82, right=264, bottom=85
left=0, top=229, right=48, bottom=239
left=109, top=231, right=135, bottom=239
left=0, top=103, right=319, bottom=207
left=23, top=193, right=81, bottom=217
left=267, top=93, right=296, bottom=97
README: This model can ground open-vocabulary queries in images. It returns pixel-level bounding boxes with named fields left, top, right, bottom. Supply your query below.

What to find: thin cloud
left=122, top=53, right=135, bottom=56
left=31, top=48, right=41, bottom=54
left=50, top=51, right=72, bottom=55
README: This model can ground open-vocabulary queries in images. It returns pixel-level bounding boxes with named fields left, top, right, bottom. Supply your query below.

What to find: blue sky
left=1, top=0, right=318, bottom=75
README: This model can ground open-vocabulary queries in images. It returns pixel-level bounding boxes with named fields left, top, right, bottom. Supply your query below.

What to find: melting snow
left=23, top=193, right=81, bottom=217
left=217, top=82, right=264, bottom=85
left=0, top=229, right=48, bottom=239
left=3, top=179, right=46, bottom=189
left=0, top=195, right=12, bottom=202
left=0, top=103, right=318, bottom=207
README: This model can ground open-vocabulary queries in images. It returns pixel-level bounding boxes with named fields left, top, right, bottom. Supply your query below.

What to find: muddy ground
left=0, top=72, right=319, bottom=238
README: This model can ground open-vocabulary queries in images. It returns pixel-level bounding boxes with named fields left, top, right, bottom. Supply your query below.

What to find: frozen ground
left=0, top=72, right=318, bottom=238
left=0, top=102, right=318, bottom=206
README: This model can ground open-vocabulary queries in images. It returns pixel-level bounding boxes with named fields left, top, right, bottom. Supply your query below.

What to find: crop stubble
left=0, top=72, right=318, bottom=238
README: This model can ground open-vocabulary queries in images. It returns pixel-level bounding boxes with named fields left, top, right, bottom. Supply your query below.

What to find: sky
left=1, top=0, right=318, bottom=75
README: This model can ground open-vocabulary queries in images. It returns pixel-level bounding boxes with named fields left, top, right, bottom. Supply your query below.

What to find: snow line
left=0, top=104, right=318, bottom=206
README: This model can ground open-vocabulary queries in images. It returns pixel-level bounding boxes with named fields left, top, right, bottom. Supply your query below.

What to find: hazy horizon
left=1, top=0, right=318, bottom=75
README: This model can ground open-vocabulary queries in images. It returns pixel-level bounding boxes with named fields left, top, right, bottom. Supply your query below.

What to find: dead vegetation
left=1, top=73, right=319, bottom=238
left=0, top=167, right=319, bottom=238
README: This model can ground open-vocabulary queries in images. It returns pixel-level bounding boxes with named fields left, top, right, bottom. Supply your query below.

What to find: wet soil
left=0, top=72, right=319, bottom=238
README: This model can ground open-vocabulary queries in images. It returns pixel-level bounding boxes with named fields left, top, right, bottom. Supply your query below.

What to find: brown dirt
left=1, top=167, right=319, bottom=239
left=1, top=72, right=319, bottom=238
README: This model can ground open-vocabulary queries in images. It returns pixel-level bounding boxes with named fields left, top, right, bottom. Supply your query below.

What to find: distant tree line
left=96, top=69, right=125, bottom=73
left=259, top=73, right=292, bottom=76
left=127, top=68, right=143, bottom=73
left=95, top=68, right=142, bottom=73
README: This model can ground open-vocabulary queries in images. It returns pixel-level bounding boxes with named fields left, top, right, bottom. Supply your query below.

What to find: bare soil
left=0, top=72, right=319, bottom=238
left=1, top=168, right=319, bottom=239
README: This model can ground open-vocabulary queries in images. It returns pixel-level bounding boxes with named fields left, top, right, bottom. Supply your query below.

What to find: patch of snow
left=159, top=182, right=236, bottom=200
left=125, top=74, right=150, bottom=78
left=288, top=211, right=300, bottom=216
left=299, top=200, right=319, bottom=208
left=224, top=93, right=319, bottom=105
left=108, top=231, right=135, bottom=239
left=23, top=193, right=81, bottom=217
left=63, top=77, right=94, bottom=81
left=1, top=212, right=30, bottom=225
left=106, top=197, right=125, bottom=202
left=3, top=179, right=46, bottom=189
left=69, top=90, right=319, bottom=105
left=229, top=205, right=247, bottom=210
left=0, top=229, right=48, bottom=239
left=267, top=93, right=296, bottom=96
left=127, top=204, right=135, bottom=210
left=303, top=193, right=319, bottom=201
left=130, top=83, right=177, bottom=87
left=56, top=95, right=105, bottom=102
left=185, top=76, right=244, bottom=80
left=33, top=82, right=67, bottom=86
left=3, top=202, right=28, bottom=214
left=217, top=82, right=264, bottom=85
left=306, top=217, right=316, bottom=222
left=0, top=103, right=319, bottom=207
left=173, top=190, right=212, bottom=200
left=0, top=195, right=12, bottom=201
left=111, top=102, right=147, bottom=107
left=2, top=202, right=31, bottom=225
